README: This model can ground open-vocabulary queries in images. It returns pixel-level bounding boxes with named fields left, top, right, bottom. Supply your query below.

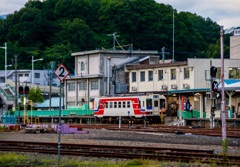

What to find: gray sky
left=156, top=0, right=240, bottom=29
left=0, top=0, right=239, bottom=29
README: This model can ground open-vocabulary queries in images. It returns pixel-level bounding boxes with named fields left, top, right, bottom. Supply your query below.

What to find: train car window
left=146, top=98, right=152, bottom=109
left=127, top=101, right=130, bottom=108
left=114, top=102, right=117, bottom=108
left=154, top=100, right=158, bottom=107
left=118, top=102, right=121, bottom=108
left=110, top=102, right=113, bottom=108
left=123, top=101, right=126, bottom=108
left=102, top=102, right=105, bottom=108
left=106, top=102, right=108, bottom=108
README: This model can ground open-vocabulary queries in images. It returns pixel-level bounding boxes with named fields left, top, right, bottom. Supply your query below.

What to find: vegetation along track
left=0, top=140, right=240, bottom=166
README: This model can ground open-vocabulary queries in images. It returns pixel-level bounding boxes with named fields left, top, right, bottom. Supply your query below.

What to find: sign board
left=54, top=64, right=70, bottom=81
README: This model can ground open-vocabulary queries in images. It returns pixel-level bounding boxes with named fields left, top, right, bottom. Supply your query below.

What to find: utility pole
left=220, top=26, right=226, bottom=140
left=49, top=61, right=55, bottom=110
left=107, top=32, right=119, bottom=50
left=172, top=10, right=175, bottom=63
left=159, top=47, right=170, bottom=63
left=13, top=55, right=19, bottom=124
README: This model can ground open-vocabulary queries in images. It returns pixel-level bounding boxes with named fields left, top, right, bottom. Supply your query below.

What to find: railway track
left=80, top=124, right=240, bottom=138
left=0, top=140, right=240, bottom=166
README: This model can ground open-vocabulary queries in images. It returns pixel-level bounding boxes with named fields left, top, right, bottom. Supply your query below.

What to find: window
left=81, top=62, right=85, bottom=71
left=158, top=70, right=163, bottom=80
left=146, top=99, right=152, bottom=109
left=34, top=73, right=40, bottom=78
left=110, top=102, right=113, bottom=108
left=132, top=72, right=136, bottom=82
left=140, top=71, right=145, bottom=82
left=79, top=82, right=85, bottom=90
left=69, top=83, right=75, bottom=91
left=91, top=81, right=98, bottom=90
left=171, top=69, right=176, bottom=80
left=216, top=67, right=221, bottom=79
left=184, top=68, right=190, bottom=79
left=127, top=101, right=130, bottom=108
left=106, top=102, right=108, bottom=108
left=19, top=74, right=23, bottom=77
left=229, top=67, right=240, bottom=79
left=114, top=102, right=117, bottom=108
left=148, top=71, right=153, bottom=81
left=123, top=102, right=126, bottom=108
left=118, top=102, right=121, bottom=108
left=25, top=74, right=29, bottom=77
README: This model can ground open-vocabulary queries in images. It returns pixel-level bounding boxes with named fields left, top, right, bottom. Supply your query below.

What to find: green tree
left=0, top=0, right=226, bottom=71
left=28, top=87, right=44, bottom=103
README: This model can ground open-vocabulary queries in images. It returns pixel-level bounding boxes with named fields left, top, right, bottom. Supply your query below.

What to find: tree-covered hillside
left=0, top=0, right=228, bottom=73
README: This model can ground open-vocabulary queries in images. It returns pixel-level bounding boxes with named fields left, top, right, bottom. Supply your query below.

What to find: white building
left=64, top=49, right=160, bottom=107
left=126, top=58, right=240, bottom=118
left=64, top=50, right=240, bottom=119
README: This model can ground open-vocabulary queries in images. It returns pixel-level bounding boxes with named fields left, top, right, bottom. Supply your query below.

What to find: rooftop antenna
left=107, top=32, right=119, bottom=50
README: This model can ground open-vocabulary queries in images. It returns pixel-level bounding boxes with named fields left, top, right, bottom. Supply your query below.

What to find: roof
left=218, top=79, right=240, bottom=91
left=126, top=61, right=188, bottom=70
left=35, top=97, right=63, bottom=108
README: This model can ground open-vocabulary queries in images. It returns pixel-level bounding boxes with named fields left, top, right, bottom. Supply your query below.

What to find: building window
left=158, top=70, right=163, bottom=80
left=34, top=73, right=40, bottom=78
left=229, top=67, right=240, bottom=79
left=132, top=72, right=136, bottom=82
left=216, top=67, right=221, bottom=79
left=69, top=83, right=75, bottom=91
left=184, top=68, right=190, bottom=79
left=81, top=62, right=85, bottom=71
left=148, top=71, right=153, bottom=81
left=91, top=81, right=98, bottom=90
left=140, top=71, right=145, bottom=82
left=171, top=69, right=176, bottom=80
left=79, top=82, right=85, bottom=90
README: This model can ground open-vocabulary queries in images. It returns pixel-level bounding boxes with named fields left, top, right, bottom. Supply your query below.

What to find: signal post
left=210, top=61, right=218, bottom=129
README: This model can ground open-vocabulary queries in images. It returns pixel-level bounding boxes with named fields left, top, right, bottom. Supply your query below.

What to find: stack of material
left=61, top=124, right=89, bottom=134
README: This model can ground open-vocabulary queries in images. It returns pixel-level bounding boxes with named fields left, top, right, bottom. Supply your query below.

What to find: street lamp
left=0, top=42, right=7, bottom=84
left=4, top=64, right=12, bottom=83
left=31, top=56, right=43, bottom=84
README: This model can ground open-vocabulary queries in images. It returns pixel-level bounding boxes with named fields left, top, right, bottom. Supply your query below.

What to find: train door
left=153, top=95, right=160, bottom=115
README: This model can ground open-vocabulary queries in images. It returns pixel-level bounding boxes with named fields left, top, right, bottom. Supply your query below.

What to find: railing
left=0, top=87, right=15, bottom=101
left=177, top=110, right=206, bottom=118
left=7, top=109, right=94, bottom=117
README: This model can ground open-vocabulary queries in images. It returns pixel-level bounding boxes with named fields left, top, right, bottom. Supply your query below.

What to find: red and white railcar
left=94, top=94, right=166, bottom=118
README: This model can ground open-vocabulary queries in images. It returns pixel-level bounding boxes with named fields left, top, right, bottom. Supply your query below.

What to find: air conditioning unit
left=183, top=83, right=190, bottom=89
left=131, top=86, right=137, bottom=91
left=171, top=84, right=177, bottom=89
left=161, top=85, right=167, bottom=90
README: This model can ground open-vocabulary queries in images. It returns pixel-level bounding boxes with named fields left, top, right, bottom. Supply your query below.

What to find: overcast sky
left=0, top=0, right=239, bottom=29
left=156, top=0, right=240, bottom=29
